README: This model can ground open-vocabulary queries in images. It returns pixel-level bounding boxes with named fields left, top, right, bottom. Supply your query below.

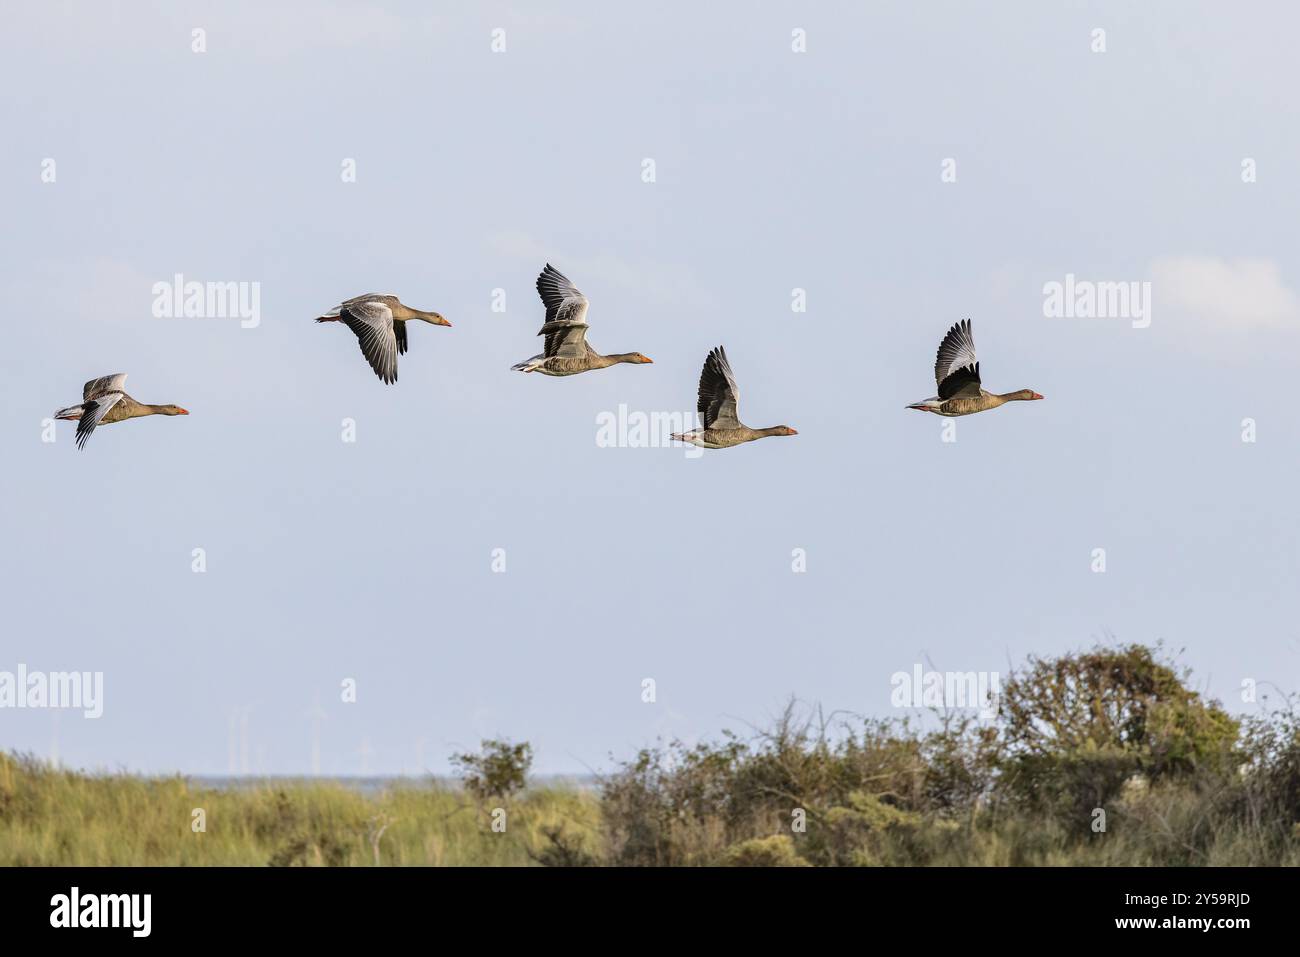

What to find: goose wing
left=340, top=300, right=399, bottom=384
left=934, top=319, right=981, bottom=400
left=322, top=294, right=398, bottom=317
left=75, top=392, right=125, bottom=449
left=698, top=346, right=741, bottom=430
left=83, top=373, right=127, bottom=401
left=535, top=264, right=590, bottom=359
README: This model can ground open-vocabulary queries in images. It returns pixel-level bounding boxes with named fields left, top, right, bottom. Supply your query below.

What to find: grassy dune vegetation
left=2, top=643, right=1298, bottom=866
left=0, top=766, right=600, bottom=866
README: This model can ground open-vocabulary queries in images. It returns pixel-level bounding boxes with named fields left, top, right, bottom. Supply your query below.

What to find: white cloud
left=1149, top=256, right=1300, bottom=329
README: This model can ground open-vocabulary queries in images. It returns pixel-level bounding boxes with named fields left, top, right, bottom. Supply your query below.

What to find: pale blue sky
left=3, top=0, right=1298, bottom=775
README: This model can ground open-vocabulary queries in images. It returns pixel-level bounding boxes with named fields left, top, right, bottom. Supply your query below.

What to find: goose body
left=671, top=346, right=797, bottom=449
left=54, top=374, right=188, bottom=449
left=907, top=319, right=1043, bottom=417
left=316, top=294, right=450, bottom=384
left=511, top=265, right=652, bottom=375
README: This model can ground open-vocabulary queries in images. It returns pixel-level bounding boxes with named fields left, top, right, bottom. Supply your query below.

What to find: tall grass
left=0, top=755, right=600, bottom=866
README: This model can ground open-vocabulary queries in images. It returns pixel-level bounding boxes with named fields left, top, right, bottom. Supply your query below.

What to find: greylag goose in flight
left=671, top=346, right=797, bottom=449
left=510, top=264, right=653, bottom=375
left=907, top=319, right=1043, bottom=416
left=316, top=294, right=450, bottom=384
left=54, top=374, right=188, bottom=450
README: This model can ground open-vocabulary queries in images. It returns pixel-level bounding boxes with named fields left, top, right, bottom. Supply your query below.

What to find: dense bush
left=597, top=643, right=1298, bottom=866
left=997, top=644, right=1240, bottom=821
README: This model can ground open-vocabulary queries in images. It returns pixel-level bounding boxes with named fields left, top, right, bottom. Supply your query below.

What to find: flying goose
left=671, top=346, right=797, bottom=449
left=54, top=374, right=188, bottom=449
left=316, top=294, right=450, bottom=384
left=510, top=264, right=652, bottom=375
left=907, top=319, right=1043, bottom=416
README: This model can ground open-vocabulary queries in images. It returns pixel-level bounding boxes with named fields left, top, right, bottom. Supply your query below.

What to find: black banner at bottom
left=0, top=865, right=1281, bottom=942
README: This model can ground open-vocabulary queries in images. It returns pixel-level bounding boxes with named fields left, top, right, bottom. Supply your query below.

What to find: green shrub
left=451, top=739, right=533, bottom=804
left=720, top=835, right=809, bottom=867
left=997, top=643, right=1239, bottom=820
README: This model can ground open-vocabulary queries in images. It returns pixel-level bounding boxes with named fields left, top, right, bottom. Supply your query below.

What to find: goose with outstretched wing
left=511, top=264, right=653, bottom=375
left=315, top=294, right=450, bottom=384
left=907, top=319, right=1043, bottom=416
left=671, top=346, right=797, bottom=449
left=54, top=374, right=188, bottom=450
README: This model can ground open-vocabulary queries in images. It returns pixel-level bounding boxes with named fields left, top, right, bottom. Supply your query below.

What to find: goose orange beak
left=177, top=408, right=190, bottom=415
left=640, top=356, right=654, bottom=363
left=1032, top=393, right=1044, bottom=400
